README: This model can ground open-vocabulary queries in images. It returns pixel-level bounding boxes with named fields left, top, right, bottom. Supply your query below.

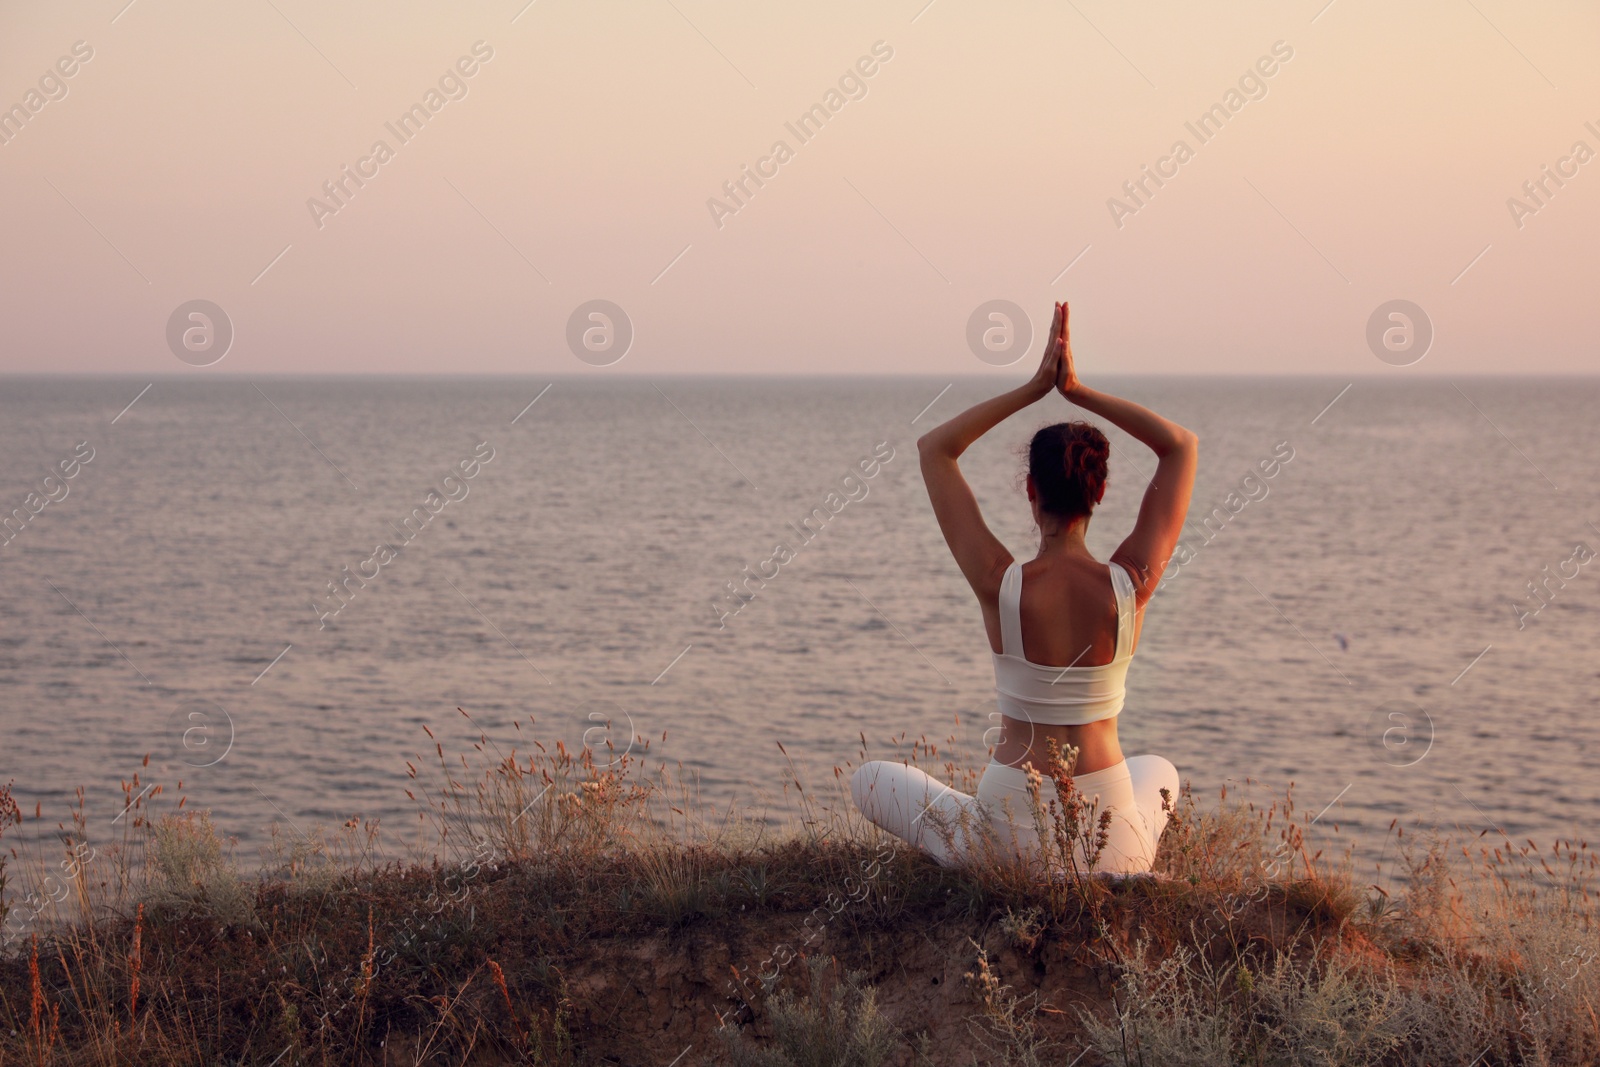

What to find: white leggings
left=850, top=755, right=1180, bottom=876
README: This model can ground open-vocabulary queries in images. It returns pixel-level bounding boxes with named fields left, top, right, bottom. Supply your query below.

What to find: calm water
left=2, top=377, right=1597, bottom=884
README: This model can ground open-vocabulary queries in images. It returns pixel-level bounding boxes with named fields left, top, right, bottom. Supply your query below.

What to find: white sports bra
left=991, top=559, right=1137, bottom=725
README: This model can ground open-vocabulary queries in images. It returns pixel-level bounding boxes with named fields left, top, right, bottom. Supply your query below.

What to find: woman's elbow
left=1154, top=427, right=1197, bottom=459
left=916, top=433, right=948, bottom=462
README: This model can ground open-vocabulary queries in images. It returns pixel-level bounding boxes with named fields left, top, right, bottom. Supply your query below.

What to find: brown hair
left=1028, top=421, right=1109, bottom=520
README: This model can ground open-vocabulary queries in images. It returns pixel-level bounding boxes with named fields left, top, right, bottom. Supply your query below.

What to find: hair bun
left=1028, top=421, right=1109, bottom=519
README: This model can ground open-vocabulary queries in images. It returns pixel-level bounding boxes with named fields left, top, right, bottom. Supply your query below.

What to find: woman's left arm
left=916, top=304, right=1063, bottom=599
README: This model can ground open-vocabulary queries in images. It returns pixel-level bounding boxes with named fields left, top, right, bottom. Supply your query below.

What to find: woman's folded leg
left=850, top=760, right=980, bottom=867
left=852, top=755, right=1180, bottom=875
left=1125, top=753, right=1181, bottom=867
left=1064, top=760, right=1151, bottom=874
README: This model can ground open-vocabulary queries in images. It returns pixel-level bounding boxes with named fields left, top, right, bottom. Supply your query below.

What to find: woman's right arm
left=1055, top=304, right=1197, bottom=604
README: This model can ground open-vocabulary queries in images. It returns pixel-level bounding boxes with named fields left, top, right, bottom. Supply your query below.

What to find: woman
left=851, top=302, right=1197, bottom=876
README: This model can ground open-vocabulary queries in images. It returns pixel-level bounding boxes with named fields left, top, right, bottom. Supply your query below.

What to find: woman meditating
left=852, top=302, right=1197, bottom=876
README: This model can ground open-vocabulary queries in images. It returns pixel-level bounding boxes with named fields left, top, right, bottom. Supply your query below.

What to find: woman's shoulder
left=1107, top=552, right=1155, bottom=608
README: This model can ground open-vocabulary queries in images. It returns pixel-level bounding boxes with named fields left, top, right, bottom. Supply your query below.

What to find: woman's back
left=989, top=553, right=1138, bottom=667
left=988, top=552, right=1140, bottom=775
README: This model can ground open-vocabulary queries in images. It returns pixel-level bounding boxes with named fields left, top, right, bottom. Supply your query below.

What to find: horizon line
left=5, top=370, right=1598, bottom=380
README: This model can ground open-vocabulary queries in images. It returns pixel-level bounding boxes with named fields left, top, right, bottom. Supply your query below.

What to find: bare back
left=981, top=552, right=1142, bottom=775
left=979, top=553, right=1143, bottom=667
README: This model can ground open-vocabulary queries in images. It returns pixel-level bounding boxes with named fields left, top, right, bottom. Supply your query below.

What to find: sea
left=2, top=377, right=1596, bottom=889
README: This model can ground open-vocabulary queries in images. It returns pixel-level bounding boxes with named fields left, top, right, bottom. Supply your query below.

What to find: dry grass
left=0, top=727, right=1597, bottom=1065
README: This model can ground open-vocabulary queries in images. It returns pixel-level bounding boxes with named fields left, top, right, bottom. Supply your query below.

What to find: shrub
left=0, top=782, right=20, bottom=930
left=719, top=955, right=896, bottom=1067
left=147, top=810, right=256, bottom=927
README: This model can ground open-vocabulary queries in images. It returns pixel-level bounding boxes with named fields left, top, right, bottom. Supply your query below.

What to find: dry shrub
left=719, top=954, right=896, bottom=1067
left=1387, top=828, right=1600, bottom=1066
left=962, top=941, right=1062, bottom=1067
left=1078, top=938, right=1237, bottom=1067
left=0, top=781, right=21, bottom=931
left=406, top=709, right=655, bottom=865
left=1078, top=935, right=1409, bottom=1067
left=1251, top=949, right=1411, bottom=1065
left=147, top=810, right=255, bottom=929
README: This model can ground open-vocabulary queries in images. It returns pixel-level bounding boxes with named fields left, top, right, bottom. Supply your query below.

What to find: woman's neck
left=1036, top=519, right=1091, bottom=558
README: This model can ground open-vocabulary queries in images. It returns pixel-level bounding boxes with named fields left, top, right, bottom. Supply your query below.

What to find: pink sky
left=0, top=0, right=1595, bottom=376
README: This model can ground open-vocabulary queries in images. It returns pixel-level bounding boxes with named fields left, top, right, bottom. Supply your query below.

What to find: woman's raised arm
left=1055, top=304, right=1197, bottom=604
left=916, top=305, right=1065, bottom=599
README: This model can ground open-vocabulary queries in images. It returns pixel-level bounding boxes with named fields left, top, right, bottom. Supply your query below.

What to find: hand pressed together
left=1026, top=301, right=1080, bottom=402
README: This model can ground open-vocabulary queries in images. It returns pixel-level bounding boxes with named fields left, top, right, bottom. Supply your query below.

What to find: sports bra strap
left=1109, top=562, right=1137, bottom=660
left=998, top=560, right=1024, bottom=658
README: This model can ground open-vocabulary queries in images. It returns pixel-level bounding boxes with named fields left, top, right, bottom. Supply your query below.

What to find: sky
left=0, top=0, right=1595, bottom=376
